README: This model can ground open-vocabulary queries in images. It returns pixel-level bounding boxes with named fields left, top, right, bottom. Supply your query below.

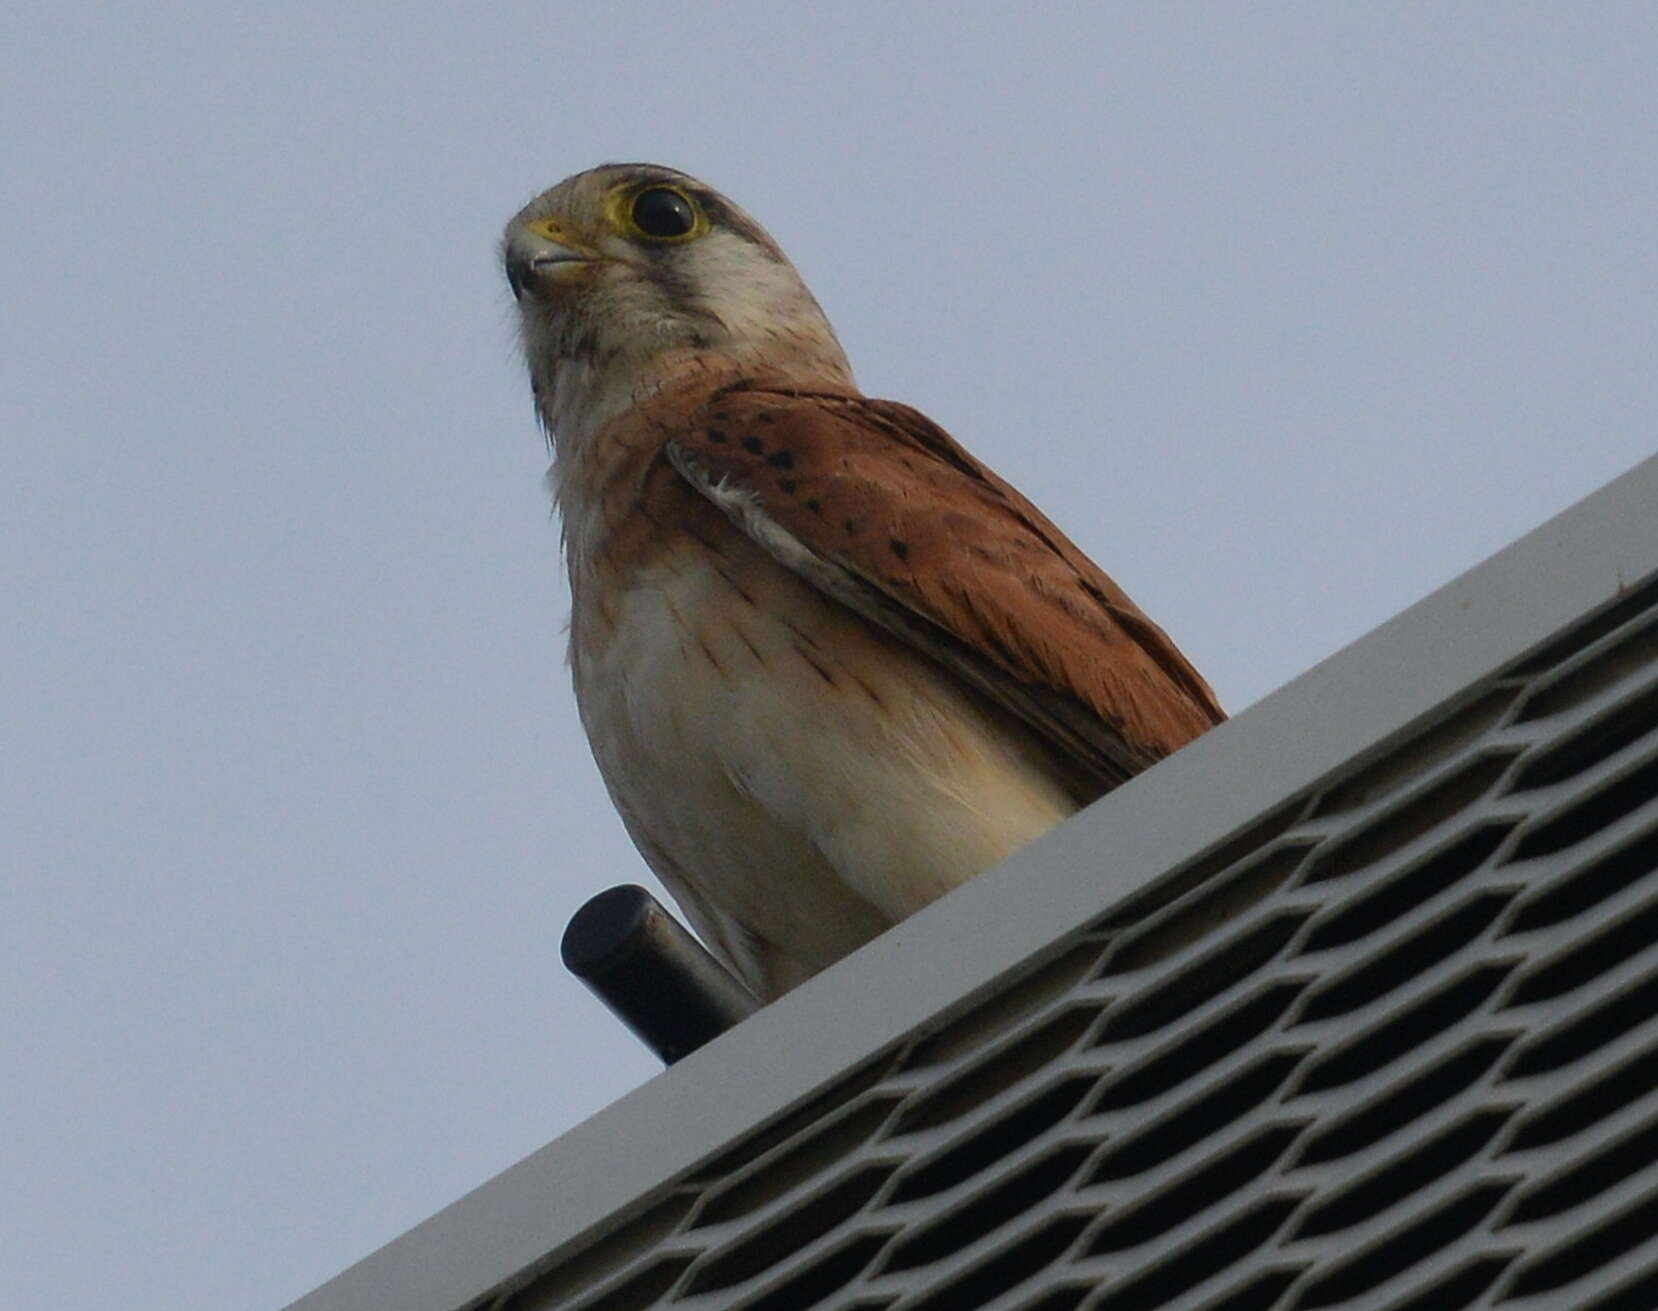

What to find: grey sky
left=4, top=6, right=1655, bottom=1309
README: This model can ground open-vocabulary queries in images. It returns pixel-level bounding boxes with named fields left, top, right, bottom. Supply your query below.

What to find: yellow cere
left=526, top=217, right=591, bottom=250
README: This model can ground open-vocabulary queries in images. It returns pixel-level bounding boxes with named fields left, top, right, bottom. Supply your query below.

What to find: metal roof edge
left=285, top=452, right=1658, bottom=1311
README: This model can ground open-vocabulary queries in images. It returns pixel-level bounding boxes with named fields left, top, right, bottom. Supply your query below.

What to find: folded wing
left=658, top=380, right=1225, bottom=804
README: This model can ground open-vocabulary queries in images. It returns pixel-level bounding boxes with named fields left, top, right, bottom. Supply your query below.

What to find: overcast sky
left=5, top=6, right=1656, bottom=1309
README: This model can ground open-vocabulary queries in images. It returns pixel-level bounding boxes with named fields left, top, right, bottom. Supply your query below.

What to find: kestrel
left=505, top=163, right=1224, bottom=1002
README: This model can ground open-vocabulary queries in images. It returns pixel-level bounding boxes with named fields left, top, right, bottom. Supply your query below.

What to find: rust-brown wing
left=653, top=380, right=1225, bottom=803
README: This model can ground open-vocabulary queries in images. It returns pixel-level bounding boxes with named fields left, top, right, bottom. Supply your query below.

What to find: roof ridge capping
left=287, top=453, right=1658, bottom=1311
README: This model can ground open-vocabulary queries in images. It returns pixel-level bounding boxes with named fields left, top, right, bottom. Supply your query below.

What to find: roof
left=287, top=453, right=1658, bottom=1311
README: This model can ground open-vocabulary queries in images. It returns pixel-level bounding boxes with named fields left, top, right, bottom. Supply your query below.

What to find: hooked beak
left=504, top=218, right=599, bottom=300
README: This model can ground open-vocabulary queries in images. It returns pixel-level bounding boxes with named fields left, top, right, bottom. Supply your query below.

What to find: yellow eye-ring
left=626, top=186, right=702, bottom=241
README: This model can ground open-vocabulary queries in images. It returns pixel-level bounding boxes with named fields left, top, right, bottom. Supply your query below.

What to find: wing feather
left=655, top=380, right=1224, bottom=801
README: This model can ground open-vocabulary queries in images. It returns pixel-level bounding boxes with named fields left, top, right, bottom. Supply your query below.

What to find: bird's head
left=504, top=163, right=854, bottom=452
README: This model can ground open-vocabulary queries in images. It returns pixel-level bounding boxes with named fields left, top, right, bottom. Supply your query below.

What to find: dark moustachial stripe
left=642, top=242, right=706, bottom=327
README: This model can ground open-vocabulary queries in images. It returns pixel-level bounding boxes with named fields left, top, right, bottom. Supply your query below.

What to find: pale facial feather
left=506, top=166, right=853, bottom=474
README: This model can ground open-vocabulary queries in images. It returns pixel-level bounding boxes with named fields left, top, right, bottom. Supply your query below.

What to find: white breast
left=568, top=540, right=1076, bottom=997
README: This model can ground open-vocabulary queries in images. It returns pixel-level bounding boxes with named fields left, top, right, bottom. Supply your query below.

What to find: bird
left=504, top=163, right=1225, bottom=1002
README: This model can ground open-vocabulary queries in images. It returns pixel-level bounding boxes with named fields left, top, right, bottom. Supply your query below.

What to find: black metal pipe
left=561, top=884, right=760, bottom=1064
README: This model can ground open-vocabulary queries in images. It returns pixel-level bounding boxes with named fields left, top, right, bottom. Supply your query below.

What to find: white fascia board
left=286, top=453, right=1658, bottom=1311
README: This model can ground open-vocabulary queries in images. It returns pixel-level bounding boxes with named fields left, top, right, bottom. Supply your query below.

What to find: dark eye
left=631, top=187, right=697, bottom=238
